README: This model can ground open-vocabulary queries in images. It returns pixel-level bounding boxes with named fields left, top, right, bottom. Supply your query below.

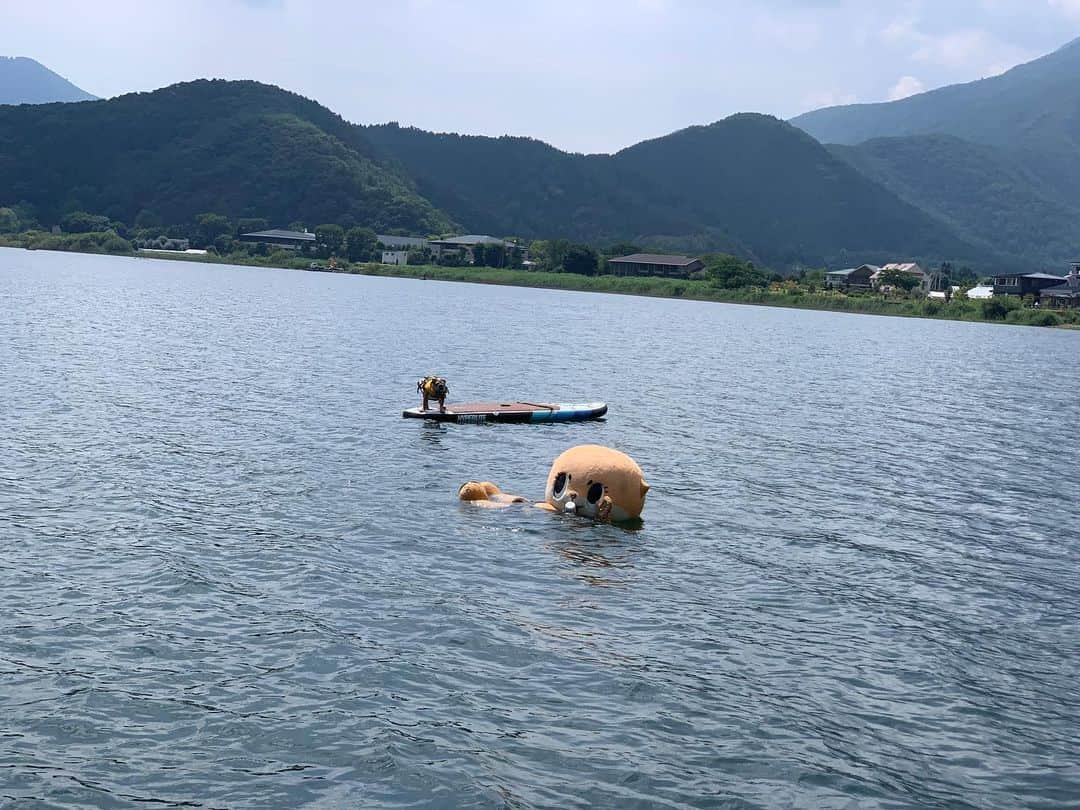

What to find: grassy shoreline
left=5, top=239, right=1078, bottom=329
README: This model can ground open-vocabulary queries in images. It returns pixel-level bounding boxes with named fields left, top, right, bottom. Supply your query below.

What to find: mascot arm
left=459, top=481, right=525, bottom=509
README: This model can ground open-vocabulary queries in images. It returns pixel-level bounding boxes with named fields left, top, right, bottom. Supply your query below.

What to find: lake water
left=2, top=248, right=1079, bottom=808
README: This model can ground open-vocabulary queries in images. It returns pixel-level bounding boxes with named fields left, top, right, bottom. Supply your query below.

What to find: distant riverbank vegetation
left=1, top=206, right=1075, bottom=328
left=357, top=263, right=1076, bottom=328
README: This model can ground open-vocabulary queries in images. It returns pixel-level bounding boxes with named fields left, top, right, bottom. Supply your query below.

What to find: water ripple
left=2, top=249, right=1079, bottom=807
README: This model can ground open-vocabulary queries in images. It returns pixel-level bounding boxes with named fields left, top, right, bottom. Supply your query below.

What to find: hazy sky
left=3, top=0, right=1078, bottom=153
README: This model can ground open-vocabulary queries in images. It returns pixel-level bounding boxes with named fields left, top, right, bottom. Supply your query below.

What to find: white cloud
left=888, top=75, right=925, bottom=100
left=879, top=14, right=1039, bottom=85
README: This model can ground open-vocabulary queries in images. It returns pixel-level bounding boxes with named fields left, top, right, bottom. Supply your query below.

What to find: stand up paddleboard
left=402, top=401, right=607, bottom=424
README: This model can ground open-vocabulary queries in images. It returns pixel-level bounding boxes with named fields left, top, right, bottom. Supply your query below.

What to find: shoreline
left=5, top=243, right=1078, bottom=329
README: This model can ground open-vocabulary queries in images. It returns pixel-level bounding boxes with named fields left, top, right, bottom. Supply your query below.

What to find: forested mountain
left=0, top=80, right=452, bottom=233
left=792, top=36, right=1080, bottom=254
left=361, top=124, right=701, bottom=247
left=791, top=37, right=1080, bottom=151
left=0, top=56, right=96, bottom=104
left=9, top=32, right=1080, bottom=269
left=0, top=75, right=1035, bottom=269
left=832, top=135, right=1080, bottom=266
left=613, top=115, right=977, bottom=268
left=365, top=114, right=980, bottom=268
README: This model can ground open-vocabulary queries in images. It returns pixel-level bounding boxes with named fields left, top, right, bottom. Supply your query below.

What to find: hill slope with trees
left=790, top=37, right=1080, bottom=150
left=365, top=114, right=983, bottom=268
left=0, top=78, right=1015, bottom=270
left=361, top=123, right=701, bottom=247
left=613, top=115, right=979, bottom=268
left=832, top=135, right=1080, bottom=267
left=0, top=80, right=453, bottom=234
left=792, top=36, right=1080, bottom=232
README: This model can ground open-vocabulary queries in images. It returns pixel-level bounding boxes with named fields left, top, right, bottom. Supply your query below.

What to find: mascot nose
left=564, top=491, right=578, bottom=513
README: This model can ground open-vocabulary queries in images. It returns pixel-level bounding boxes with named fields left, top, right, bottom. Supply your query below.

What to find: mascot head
left=543, top=445, right=649, bottom=522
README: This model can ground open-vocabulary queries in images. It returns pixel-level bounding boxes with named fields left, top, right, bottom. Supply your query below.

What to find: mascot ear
left=641, top=481, right=650, bottom=497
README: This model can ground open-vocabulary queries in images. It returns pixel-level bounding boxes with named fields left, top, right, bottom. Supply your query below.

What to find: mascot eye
left=587, top=483, right=604, bottom=504
left=553, top=472, right=568, bottom=497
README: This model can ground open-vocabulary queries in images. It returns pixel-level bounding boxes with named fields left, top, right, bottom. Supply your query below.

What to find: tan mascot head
left=543, top=445, right=649, bottom=522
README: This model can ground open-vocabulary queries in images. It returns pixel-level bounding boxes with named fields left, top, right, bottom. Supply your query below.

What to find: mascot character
left=459, top=445, right=648, bottom=522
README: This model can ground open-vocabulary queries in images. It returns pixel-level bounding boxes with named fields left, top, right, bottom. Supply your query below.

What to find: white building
left=381, top=250, right=409, bottom=266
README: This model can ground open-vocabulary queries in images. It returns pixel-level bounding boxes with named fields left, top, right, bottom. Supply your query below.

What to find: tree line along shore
left=0, top=211, right=1075, bottom=329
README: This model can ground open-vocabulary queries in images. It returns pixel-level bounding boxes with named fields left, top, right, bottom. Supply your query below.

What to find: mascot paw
left=595, top=495, right=614, bottom=522
left=458, top=481, right=525, bottom=508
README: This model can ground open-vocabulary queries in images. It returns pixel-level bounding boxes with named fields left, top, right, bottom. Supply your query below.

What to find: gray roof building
left=429, top=235, right=519, bottom=248
left=1040, top=263, right=1080, bottom=306
left=825, top=264, right=877, bottom=288
left=611, top=253, right=702, bottom=267
left=992, top=271, right=1066, bottom=296
left=608, top=253, right=705, bottom=278
left=377, top=234, right=428, bottom=249
left=238, top=229, right=316, bottom=248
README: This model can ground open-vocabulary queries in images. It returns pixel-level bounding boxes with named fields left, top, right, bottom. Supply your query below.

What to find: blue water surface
left=2, top=248, right=1079, bottom=808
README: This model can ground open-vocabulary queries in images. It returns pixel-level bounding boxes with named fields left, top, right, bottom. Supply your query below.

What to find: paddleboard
left=402, top=401, right=607, bottom=424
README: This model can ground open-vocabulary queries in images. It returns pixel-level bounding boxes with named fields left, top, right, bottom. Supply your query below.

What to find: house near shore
left=825, top=264, right=877, bottom=289
left=991, top=271, right=1067, bottom=298
left=871, top=262, right=925, bottom=285
left=238, top=228, right=316, bottom=250
left=428, top=235, right=522, bottom=263
left=376, top=234, right=428, bottom=250
left=381, top=250, right=409, bottom=266
left=1039, top=263, right=1080, bottom=308
left=608, top=253, right=704, bottom=278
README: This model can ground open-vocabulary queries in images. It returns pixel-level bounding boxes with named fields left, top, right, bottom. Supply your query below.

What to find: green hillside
left=0, top=56, right=96, bottom=105
left=0, top=80, right=452, bottom=233
left=791, top=37, right=1080, bottom=148
left=366, top=114, right=982, bottom=268
left=0, top=78, right=1002, bottom=269
left=614, top=115, right=979, bottom=268
left=791, top=37, right=1080, bottom=208
left=361, top=124, right=703, bottom=245
left=833, top=135, right=1080, bottom=268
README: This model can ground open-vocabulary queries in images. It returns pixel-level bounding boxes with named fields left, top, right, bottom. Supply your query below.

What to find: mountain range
left=0, top=80, right=452, bottom=235
left=361, top=114, right=974, bottom=267
left=792, top=36, right=1080, bottom=266
left=5, top=37, right=1080, bottom=270
left=0, top=56, right=96, bottom=105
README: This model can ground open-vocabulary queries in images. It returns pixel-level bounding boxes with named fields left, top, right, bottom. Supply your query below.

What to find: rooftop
left=240, top=229, right=315, bottom=242
left=994, top=272, right=1065, bottom=280
left=1042, top=284, right=1080, bottom=297
left=430, top=234, right=517, bottom=247
left=610, top=253, right=702, bottom=266
left=881, top=262, right=924, bottom=275
left=377, top=234, right=428, bottom=247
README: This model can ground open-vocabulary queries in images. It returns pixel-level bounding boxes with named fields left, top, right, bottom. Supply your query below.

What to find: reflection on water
left=2, top=249, right=1080, bottom=808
